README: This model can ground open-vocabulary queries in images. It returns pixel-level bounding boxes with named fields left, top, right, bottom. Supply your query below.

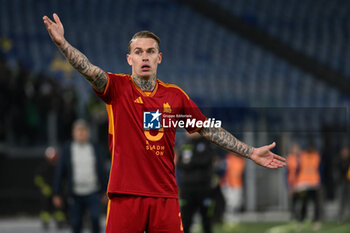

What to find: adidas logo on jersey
left=134, top=97, right=143, bottom=104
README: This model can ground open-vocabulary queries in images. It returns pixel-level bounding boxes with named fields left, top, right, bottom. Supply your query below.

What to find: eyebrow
left=133, top=47, right=157, bottom=51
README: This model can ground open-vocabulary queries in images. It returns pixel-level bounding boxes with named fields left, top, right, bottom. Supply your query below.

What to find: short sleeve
left=94, top=72, right=122, bottom=104
left=181, top=93, right=207, bottom=134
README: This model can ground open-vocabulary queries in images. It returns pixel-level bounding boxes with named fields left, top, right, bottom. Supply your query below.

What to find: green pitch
left=192, top=222, right=350, bottom=233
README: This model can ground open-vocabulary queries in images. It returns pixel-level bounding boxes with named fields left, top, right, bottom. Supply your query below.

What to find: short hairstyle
left=128, top=30, right=161, bottom=52
left=73, top=119, right=89, bottom=130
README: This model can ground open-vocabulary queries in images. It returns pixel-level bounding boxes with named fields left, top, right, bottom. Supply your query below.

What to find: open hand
left=43, top=13, right=65, bottom=46
left=250, top=142, right=286, bottom=168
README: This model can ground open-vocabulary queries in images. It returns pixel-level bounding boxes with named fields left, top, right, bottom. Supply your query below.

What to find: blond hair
left=128, top=31, right=161, bottom=52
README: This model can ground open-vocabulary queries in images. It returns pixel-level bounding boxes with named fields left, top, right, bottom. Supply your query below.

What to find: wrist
left=56, top=38, right=66, bottom=48
left=249, top=147, right=256, bottom=160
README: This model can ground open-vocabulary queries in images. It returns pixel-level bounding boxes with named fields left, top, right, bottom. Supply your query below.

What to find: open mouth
left=141, top=65, right=151, bottom=71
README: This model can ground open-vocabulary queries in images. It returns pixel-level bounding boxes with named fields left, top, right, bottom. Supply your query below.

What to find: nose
left=142, top=52, right=149, bottom=61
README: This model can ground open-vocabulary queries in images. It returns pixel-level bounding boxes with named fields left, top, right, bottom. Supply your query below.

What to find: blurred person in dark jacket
left=177, top=133, right=220, bottom=233
left=53, top=119, right=107, bottom=233
left=337, top=145, right=350, bottom=222
left=34, top=146, right=66, bottom=229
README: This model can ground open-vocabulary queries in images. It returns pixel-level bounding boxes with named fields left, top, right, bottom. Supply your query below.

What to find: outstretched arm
left=43, top=13, right=107, bottom=92
left=199, top=127, right=286, bottom=168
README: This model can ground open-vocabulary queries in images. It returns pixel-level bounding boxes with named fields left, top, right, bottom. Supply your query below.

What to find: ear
left=126, top=53, right=132, bottom=66
left=158, top=52, right=162, bottom=64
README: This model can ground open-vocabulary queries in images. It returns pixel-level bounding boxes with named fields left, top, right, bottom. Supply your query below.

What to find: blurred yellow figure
left=34, top=147, right=66, bottom=229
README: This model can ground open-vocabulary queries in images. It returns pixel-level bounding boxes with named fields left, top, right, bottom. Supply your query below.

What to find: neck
left=133, top=75, right=156, bottom=91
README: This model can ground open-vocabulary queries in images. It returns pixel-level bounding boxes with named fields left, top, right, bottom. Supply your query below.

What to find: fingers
left=273, top=159, right=286, bottom=167
left=53, top=13, right=62, bottom=26
left=44, top=15, right=55, bottom=25
left=43, top=20, right=50, bottom=29
left=266, top=163, right=278, bottom=169
left=273, top=153, right=286, bottom=162
left=271, top=152, right=286, bottom=166
left=42, top=16, right=51, bottom=27
left=269, top=160, right=285, bottom=168
left=42, top=15, right=49, bottom=22
left=265, top=153, right=286, bottom=168
left=42, top=15, right=55, bottom=30
left=267, top=142, right=276, bottom=150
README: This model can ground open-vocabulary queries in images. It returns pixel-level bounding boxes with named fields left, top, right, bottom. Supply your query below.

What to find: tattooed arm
left=199, top=127, right=253, bottom=158
left=199, top=127, right=286, bottom=168
left=59, top=41, right=107, bottom=92
left=43, top=13, right=107, bottom=92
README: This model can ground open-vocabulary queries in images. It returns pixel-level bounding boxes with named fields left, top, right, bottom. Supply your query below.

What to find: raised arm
left=43, top=13, right=107, bottom=92
left=199, top=127, right=286, bottom=169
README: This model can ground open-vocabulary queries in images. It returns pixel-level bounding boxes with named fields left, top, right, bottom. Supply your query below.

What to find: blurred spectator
left=287, top=143, right=301, bottom=220
left=294, top=144, right=322, bottom=226
left=34, top=146, right=66, bottom=229
left=0, top=55, right=81, bottom=146
left=53, top=119, right=107, bottom=233
left=337, top=145, right=350, bottom=222
left=221, top=153, right=245, bottom=223
left=0, top=57, right=11, bottom=141
left=177, top=133, right=220, bottom=233
left=211, top=157, right=226, bottom=225
left=57, top=85, right=77, bottom=142
left=10, top=62, right=27, bottom=145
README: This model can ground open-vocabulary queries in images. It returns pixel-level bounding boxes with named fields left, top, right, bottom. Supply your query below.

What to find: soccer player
left=43, top=13, right=286, bottom=233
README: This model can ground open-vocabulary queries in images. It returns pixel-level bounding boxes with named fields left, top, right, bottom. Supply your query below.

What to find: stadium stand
left=1, top=0, right=348, bottom=128
left=209, top=0, right=350, bottom=78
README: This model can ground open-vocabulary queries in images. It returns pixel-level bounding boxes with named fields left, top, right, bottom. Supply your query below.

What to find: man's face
left=73, top=125, right=89, bottom=144
left=127, top=38, right=162, bottom=79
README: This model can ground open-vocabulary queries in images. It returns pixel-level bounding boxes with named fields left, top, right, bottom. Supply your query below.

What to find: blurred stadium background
left=1, top=0, right=350, bottom=232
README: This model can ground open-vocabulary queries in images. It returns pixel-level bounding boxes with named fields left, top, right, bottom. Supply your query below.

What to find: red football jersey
left=95, top=73, right=206, bottom=198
